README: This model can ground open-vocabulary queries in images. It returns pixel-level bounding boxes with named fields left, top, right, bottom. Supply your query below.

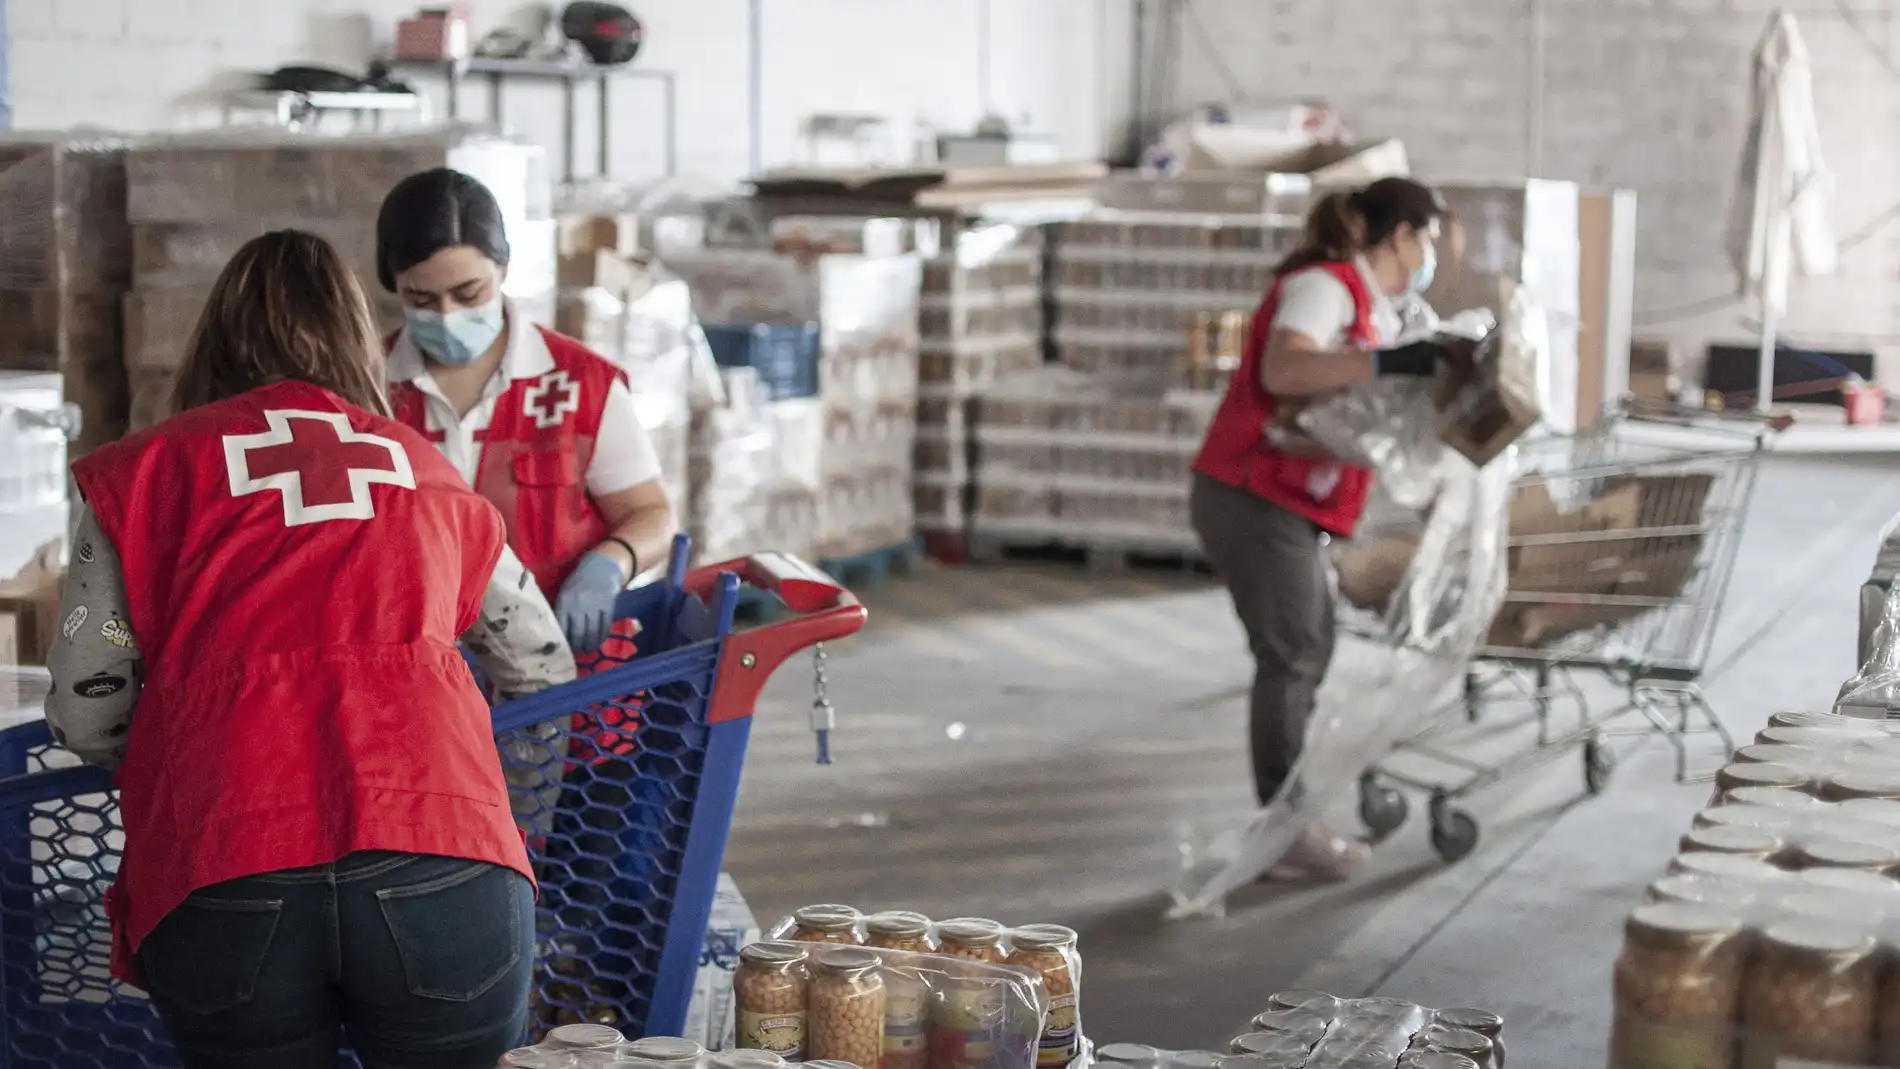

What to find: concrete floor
left=723, top=452, right=1900, bottom=1069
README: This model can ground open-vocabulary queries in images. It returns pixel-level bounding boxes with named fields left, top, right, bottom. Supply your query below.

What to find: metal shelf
left=392, top=56, right=676, bottom=182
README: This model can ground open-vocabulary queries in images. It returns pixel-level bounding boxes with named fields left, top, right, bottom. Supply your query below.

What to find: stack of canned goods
left=1091, top=992, right=1503, bottom=1069
left=734, top=903, right=1080, bottom=1069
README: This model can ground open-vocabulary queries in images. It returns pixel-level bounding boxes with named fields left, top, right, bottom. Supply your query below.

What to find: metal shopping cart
left=0, top=535, right=866, bottom=1069
left=1355, top=410, right=1776, bottom=861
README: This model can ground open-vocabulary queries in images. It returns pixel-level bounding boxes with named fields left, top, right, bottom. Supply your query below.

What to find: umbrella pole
left=1755, top=209, right=1785, bottom=414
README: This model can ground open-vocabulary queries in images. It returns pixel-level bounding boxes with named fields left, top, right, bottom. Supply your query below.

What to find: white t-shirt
left=388, top=299, right=662, bottom=496
left=1269, top=257, right=1402, bottom=349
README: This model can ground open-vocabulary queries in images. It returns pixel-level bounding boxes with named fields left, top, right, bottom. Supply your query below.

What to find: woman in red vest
left=43, top=230, right=575, bottom=1068
left=376, top=169, right=677, bottom=654
left=1191, top=177, right=1456, bottom=882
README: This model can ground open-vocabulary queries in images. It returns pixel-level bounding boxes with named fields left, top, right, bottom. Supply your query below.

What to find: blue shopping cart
left=0, top=535, right=867, bottom=1068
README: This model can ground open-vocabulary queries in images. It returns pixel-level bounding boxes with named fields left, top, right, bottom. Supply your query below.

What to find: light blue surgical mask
left=1409, top=242, right=1437, bottom=294
left=406, top=296, right=506, bottom=366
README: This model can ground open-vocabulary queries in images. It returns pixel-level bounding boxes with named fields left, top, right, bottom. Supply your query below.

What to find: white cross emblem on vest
left=223, top=409, right=417, bottom=527
left=522, top=370, right=580, bottom=430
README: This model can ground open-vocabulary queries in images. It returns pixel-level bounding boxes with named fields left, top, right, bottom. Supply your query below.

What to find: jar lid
left=1669, top=851, right=1782, bottom=882
left=625, top=1037, right=706, bottom=1062
left=1399, top=1055, right=1480, bottom=1069
left=863, top=911, right=932, bottom=938
left=792, top=903, right=863, bottom=932
left=1098, top=1043, right=1162, bottom=1064
left=1228, top=1032, right=1311, bottom=1057
left=1767, top=710, right=1851, bottom=729
left=1734, top=742, right=1817, bottom=765
left=1799, top=866, right=1900, bottom=897
left=1346, top=997, right=1423, bottom=1020
left=1798, top=836, right=1899, bottom=870
left=1010, top=923, right=1079, bottom=950
left=1267, top=989, right=1341, bottom=1016
left=1420, top=1025, right=1492, bottom=1055
left=1164, top=1052, right=1224, bottom=1069
left=501, top=1050, right=581, bottom=1068
left=1720, top=761, right=1810, bottom=789
left=1829, top=770, right=1900, bottom=799
left=1249, top=1008, right=1329, bottom=1037
left=803, top=1062, right=866, bottom=1069
left=547, top=1023, right=628, bottom=1049
left=1724, top=785, right=1825, bottom=810
left=710, top=1051, right=788, bottom=1069
left=813, top=947, right=882, bottom=976
left=936, top=917, right=1005, bottom=946
left=1695, top=804, right=1797, bottom=832
left=1840, top=798, right=1900, bottom=826
left=1647, top=875, right=1760, bottom=911
left=1432, top=1007, right=1502, bottom=1035
left=1625, top=903, right=1745, bottom=948
left=1681, top=825, right=1781, bottom=856
left=1761, top=918, right=1879, bottom=959
left=1212, top=1057, right=1288, bottom=1069
left=1778, top=890, right=1869, bottom=924
left=740, top=941, right=808, bottom=967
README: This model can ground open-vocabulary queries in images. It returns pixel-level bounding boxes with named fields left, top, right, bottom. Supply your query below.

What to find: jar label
left=1037, top=994, right=1078, bottom=1067
left=1612, top=1012, right=1730, bottom=1069
left=739, top=1010, right=806, bottom=1058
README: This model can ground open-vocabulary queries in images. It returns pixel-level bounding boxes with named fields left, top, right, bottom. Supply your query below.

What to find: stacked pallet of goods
left=662, top=245, right=922, bottom=567
left=121, top=131, right=554, bottom=432
left=912, top=226, right=1044, bottom=544
left=964, top=212, right=1293, bottom=563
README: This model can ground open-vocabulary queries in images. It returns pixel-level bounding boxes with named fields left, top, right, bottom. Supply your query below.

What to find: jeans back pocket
left=139, top=896, right=284, bottom=1017
left=376, top=859, right=524, bottom=1002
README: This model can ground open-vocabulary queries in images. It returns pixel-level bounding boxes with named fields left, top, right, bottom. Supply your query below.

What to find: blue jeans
left=137, top=851, right=535, bottom=1069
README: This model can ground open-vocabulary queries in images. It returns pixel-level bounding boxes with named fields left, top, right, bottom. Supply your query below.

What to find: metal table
left=396, top=56, right=676, bottom=181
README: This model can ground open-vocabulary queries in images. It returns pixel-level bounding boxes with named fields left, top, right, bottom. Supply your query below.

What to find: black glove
left=1374, top=339, right=1450, bottom=378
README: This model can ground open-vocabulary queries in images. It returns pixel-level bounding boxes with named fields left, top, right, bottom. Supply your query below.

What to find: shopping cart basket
left=1356, top=412, right=1774, bottom=861
left=0, top=535, right=866, bottom=1068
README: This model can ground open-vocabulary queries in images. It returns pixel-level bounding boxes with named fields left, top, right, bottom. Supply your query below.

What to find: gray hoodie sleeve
left=465, top=543, right=577, bottom=700
left=43, top=506, right=142, bottom=771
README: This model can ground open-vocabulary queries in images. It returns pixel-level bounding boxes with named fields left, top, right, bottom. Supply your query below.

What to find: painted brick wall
left=1162, top=0, right=1900, bottom=378
left=6, top=0, right=1110, bottom=185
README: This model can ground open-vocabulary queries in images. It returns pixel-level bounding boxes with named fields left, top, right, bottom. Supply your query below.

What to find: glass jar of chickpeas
left=864, top=911, right=934, bottom=952
left=1741, top=919, right=1880, bottom=1066
left=1609, top=903, right=1747, bottom=1069
left=736, top=941, right=810, bottom=1059
left=1006, top=924, right=1080, bottom=1068
left=936, top=919, right=1007, bottom=963
left=792, top=904, right=865, bottom=945
left=809, top=947, right=887, bottom=1069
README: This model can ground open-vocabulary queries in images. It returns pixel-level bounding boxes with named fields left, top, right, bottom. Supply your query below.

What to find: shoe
left=1264, top=823, right=1372, bottom=882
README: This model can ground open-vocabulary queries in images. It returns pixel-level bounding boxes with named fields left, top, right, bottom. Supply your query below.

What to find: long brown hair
left=171, top=229, right=392, bottom=418
left=1275, top=177, right=1447, bottom=277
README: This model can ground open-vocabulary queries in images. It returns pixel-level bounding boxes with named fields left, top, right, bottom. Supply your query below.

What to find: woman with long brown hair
left=43, top=229, right=572, bottom=1068
left=1191, top=177, right=1456, bottom=881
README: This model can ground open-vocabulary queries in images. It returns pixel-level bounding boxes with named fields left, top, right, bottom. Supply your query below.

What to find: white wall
left=7, top=0, right=1112, bottom=187
left=1138, top=0, right=1900, bottom=377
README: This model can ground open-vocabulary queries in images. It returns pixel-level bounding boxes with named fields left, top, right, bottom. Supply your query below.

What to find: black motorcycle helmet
left=561, top=2, right=643, bottom=66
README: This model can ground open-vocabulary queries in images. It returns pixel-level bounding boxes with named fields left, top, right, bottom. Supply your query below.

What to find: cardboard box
left=133, top=218, right=380, bottom=290
left=1434, top=281, right=1543, bottom=467
left=1089, top=140, right=1409, bottom=218
left=682, top=872, right=761, bottom=1051
left=557, top=213, right=641, bottom=258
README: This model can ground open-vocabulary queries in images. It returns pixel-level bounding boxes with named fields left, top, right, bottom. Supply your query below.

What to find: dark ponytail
left=1274, top=176, right=1446, bottom=278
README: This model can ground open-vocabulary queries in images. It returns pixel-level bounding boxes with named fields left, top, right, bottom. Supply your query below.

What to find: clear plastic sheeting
left=1168, top=446, right=1515, bottom=920
left=1839, top=581, right=1900, bottom=718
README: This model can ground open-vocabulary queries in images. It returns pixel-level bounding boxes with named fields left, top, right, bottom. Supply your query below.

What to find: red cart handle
left=685, top=552, right=868, bottom=724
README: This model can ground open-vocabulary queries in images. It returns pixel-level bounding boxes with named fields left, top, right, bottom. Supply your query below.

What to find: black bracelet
left=604, top=536, right=638, bottom=578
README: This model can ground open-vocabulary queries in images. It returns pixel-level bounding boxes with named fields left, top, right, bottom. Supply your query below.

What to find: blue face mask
left=406, top=296, right=506, bottom=367
left=1410, top=242, right=1438, bottom=294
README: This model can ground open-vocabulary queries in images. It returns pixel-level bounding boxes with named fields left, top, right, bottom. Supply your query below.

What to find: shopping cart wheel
left=1583, top=733, right=1617, bottom=796
left=1428, top=791, right=1480, bottom=863
left=1357, top=771, right=1409, bottom=842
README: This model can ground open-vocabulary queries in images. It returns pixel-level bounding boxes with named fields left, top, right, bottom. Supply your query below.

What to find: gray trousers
left=1189, top=473, right=1337, bottom=807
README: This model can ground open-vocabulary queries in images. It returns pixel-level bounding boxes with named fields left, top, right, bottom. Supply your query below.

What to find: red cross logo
left=223, top=409, right=417, bottom=526
left=522, top=370, right=580, bottom=429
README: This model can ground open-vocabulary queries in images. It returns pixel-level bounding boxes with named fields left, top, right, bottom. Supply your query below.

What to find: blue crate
left=0, top=536, right=865, bottom=1068
left=702, top=324, right=821, bottom=401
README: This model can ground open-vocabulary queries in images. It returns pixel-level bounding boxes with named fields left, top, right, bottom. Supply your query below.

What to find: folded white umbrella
left=1730, top=10, right=1836, bottom=317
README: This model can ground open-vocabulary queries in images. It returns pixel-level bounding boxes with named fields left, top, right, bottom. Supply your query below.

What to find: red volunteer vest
left=1192, top=262, right=1380, bottom=538
left=388, top=326, right=626, bottom=600
left=71, top=381, right=534, bottom=983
